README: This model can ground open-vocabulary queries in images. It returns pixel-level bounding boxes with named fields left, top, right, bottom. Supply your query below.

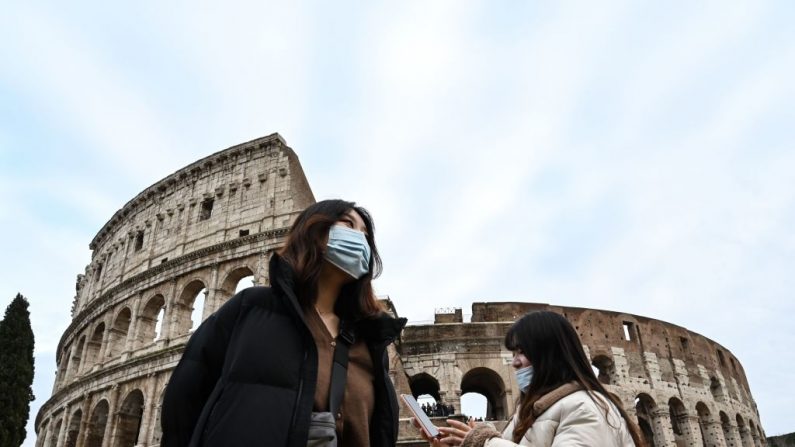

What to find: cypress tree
left=0, top=293, right=35, bottom=447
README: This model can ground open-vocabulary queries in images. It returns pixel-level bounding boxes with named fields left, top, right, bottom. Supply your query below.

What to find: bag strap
left=328, top=322, right=355, bottom=415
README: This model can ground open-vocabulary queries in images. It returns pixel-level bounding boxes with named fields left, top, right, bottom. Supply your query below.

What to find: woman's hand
left=410, top=417, right=475, bottom=446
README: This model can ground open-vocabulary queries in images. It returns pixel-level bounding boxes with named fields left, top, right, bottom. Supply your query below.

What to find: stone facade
left=36, top=135, right=765, bottom=447
left=392, top=303, right=767, bottom=447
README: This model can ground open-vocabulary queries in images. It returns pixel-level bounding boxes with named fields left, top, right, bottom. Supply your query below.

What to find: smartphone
left=400, top=394, right=441, bottom=438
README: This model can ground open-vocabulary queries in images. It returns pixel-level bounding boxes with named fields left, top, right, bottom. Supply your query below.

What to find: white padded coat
left=484, top=391, right=636, bottom=447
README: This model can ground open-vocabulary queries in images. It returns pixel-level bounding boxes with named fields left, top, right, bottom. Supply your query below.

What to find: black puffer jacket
left=161, top=255, right=407, bottom=447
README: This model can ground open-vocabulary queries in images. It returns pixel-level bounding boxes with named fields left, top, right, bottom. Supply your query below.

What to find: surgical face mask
left=515, top=365, right=534, bottom=393
left=325, top=225, right=371, bottom=279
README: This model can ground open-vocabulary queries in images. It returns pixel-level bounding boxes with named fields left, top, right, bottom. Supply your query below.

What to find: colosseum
left=35, top=134, right=766, bottom=447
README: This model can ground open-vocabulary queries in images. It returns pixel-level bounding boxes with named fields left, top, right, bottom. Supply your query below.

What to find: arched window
left=115, top=390, right=145, bottom=446
left=591, top=354, right=615, bottom=385
left=106, top=308, right=132, bottom=359
left=68, top=336, right=86, bottom=378
left=220, top=266, right=256, bottom=303
left=709, top=376, right=725, bottom=402
left=85, top=400, right=109, bottom=447
left=668, top=397, right=687, bottom=438
left=175, top=280, right=207, bottom=335
left=64, top=408, right=82, bottom=447
left=461, top=367, right=507, bottom=421
left=47, top=419, right=62, bottom=447
left=409, top=373, right=441, bottom=402
left=635, top=393, right=656, bottom=447
left=84, top=323, right=105, bottom=371
left=135, top=294, right=166, bottom=348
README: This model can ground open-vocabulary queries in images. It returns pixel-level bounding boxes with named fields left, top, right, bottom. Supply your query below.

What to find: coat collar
left=268, top=253, right=407, bottom=344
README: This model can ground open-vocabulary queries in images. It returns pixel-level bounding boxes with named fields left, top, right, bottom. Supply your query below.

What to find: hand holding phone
left=400, top=394, right=441, bottom=438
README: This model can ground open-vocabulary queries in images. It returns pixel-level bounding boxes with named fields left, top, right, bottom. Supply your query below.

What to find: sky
left=1, top=0, right=794, bottom=443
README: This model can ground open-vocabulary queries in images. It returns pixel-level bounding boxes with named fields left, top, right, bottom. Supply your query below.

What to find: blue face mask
left=515, top=365, right=534, bottom=393
left=325, top=225, right=371, bottom=279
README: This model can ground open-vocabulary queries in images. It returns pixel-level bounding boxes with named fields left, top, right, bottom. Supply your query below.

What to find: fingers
left=445, top=419, right=472, bottom=431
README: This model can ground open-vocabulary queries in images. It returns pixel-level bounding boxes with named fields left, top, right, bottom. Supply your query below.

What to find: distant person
left=161, top=199, right=406, bottom=446
left=412, top=311, right=644, bottom=446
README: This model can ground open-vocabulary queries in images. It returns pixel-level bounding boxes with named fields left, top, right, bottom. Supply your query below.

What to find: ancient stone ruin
left=35, top=134, right=765, bottom=447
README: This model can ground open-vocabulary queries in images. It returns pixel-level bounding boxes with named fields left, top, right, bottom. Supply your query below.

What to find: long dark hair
left=505, top=311, right=645, bottom=446
left=278, top=199, right=384, bottom=320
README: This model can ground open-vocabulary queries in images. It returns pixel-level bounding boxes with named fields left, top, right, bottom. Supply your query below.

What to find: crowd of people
left=420, top=401, right=456, bottom=418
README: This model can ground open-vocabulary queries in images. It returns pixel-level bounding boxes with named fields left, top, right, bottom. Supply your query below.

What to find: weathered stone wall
left=396, top=302, right=767, bottom=447
left=36, top=134, right=315, bottom=447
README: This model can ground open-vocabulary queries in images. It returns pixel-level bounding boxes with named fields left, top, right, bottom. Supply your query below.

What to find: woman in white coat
left=414, top=311, right=645, bottom=447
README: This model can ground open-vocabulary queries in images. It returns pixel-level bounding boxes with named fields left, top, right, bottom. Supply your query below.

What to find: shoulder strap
left=328, top=322, right=355, bottom=415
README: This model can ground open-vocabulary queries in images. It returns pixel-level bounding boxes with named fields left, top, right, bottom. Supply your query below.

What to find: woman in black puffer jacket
left=161, top=199, right=406, bottom=447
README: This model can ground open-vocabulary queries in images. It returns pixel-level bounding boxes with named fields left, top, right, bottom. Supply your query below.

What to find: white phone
left=400, top=394, right=441, bottom=438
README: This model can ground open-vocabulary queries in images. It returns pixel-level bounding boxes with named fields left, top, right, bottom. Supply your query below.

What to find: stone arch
left=174, top=279, right=207, bottom=335
left=114, top=389, right=145, bottom=446
left=634, top=393, right=657, bottom=446
left=736, top=414, right=754, bottom=447
left=68, top=335, right=86, bottom=378
left=460, top=367, right=507, bottom=421
left=134, top=294, right=166, bottom=349
left=696, top=401, right=722, bottom=446
left=709, top=376, right=726, bottom=402
left=107, top=307, right=132, bottom=359
left=409, top=372, right=441, bottom=402
left=47, top=418, right=62, bottom=447
left=85, top=322, right=105, bottom=371
left=591, top=354, right=615, bottom=385
left=668, top=397, right=690, bottom=442
left=720, top=411, right=738, bottom=446
left=64, top=408, right=83, bottom=447
left=220, top=265, right=256, bottom=300
left=86, top=399, right=109, bottom=447
left=37, top=419, right=50, bottom=447
left=747, top=419, right=759, bottom=446
left=58, top=345, right=72, bottom=385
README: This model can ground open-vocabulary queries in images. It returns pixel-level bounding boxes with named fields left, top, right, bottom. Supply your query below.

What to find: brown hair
left=278, top=199, right=383, bottom=320
left=505, top=311, right=646, bottom=446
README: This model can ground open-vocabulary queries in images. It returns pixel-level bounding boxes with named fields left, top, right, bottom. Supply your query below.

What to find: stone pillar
left=55, top=405, right=70, bottom=447
left=703, top=420, right=728, bottom=447
left=122, top=298, right=141, bottom=358
left=162, top=280, right=178, bottom=341
left=206, top=264, right=220, bottom=314
left=740, top=426, right=755, bottom=447
left=650, top=407, right=677, bottom=446
left=751, top=430, right=761, bottom=447
left=679, top=414, right=704, bottom=447
left=74, top=397, right=92, bottom=447
left=99, top=315, right=114, bottom=361
left=722, top=421, right=742, bottom=447
left=101, top=385, right=120, bottom=447
left=138, top=374, right=159, bottom=446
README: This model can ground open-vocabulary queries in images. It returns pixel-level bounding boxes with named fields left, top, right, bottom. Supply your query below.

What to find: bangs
left=504, top=327, right=519, bottom=351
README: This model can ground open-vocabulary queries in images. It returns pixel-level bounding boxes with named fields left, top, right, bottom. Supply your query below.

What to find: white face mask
left=515, top=365, right=534, bottom=392
left=325, top=225, right=371, bottom=279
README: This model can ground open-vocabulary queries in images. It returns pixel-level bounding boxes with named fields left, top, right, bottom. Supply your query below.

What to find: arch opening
left=635, top=394, right=656, bottom=447
left=709, top=377, right=725, bottom=402
left=115, top=390, right=145, bottom=447
left=135, top=294, right=166, bottom=348
left=176, top=280, right=207, bottom=335
left=86, top=400, right=109, bottom=447
left=47, top=419, right=62, bottom=447
left=460, top=392, right=487, bottom=420
left=107, top=307, right=132, bottom=359
left=409, top=372, right=441, bottom=402
left=591, top=354, right=615, bottom=385
left=64, top=409, right=82, bottom=447
left=668, top=397, right=687, bottom=438
left=68, top=336, right=86, bottom=378
left=220, top=266, right=256, bottom=303
left=461, top=367, right=507, bottom=421
left=85, top=323, right=105, bottom=371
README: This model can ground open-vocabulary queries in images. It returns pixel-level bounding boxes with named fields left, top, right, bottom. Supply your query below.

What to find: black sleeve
left=160, top=291, right=244, bottom=447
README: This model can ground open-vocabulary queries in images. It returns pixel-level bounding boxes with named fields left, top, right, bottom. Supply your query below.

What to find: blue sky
left=2, top=1, right=794, bottom=443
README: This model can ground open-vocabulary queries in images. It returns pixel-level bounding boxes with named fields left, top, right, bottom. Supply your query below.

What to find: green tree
left=0, top=293, right=35, bottom=447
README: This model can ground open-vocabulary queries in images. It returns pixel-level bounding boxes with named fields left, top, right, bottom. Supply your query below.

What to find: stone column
left=722, top=421, right=742, bottom=447
left=740, top=426, right=755, bottom=447
left=99, top=315, right=114, bottom=361
left=122, top=298, right=141, bottom=359
left=74, top=397, right=92, bottom=447
left=206, top=264, right=220, bottom=314
left=162, top=280, right=178, bottom=341
left=650, top=407, right=677, bottom=446
left=138, top=374, right=159, bottom=446
left=101, top=385, right=120, bottom=447
left=751, top=430, right=761, bottom=447
left=680, top=414, right=704, bottom=446
left=55, top=405, right=70, bottom=447
left=703, top=420, right=728, bottom=447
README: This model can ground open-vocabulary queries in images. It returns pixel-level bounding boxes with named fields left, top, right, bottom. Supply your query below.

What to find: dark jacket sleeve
left=161, top=291, right=244, bottom=447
